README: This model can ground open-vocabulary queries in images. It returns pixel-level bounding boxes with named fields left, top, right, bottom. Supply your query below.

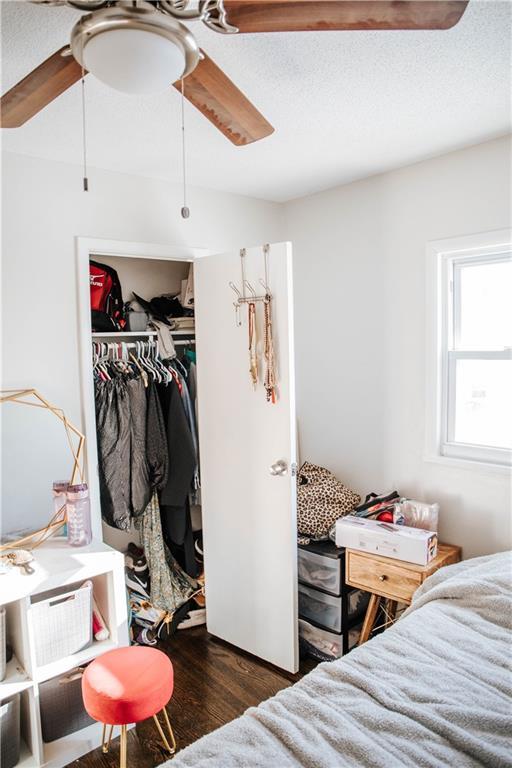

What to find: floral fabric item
left=135, top=493, right=196, bottom=614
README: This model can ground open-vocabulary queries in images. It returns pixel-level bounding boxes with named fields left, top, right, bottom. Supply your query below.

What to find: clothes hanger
left=129, top=342, right=148, bottom=387
left=98, top=343, right=112, bottom=381
left=151, top=340, right=169, bottom=383
left=143, top=340, right=160, bottom=383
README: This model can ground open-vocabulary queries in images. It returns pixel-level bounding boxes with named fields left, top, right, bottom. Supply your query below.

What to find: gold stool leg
left=119, top=725, right=128, bottom=768
left=153, top=707, right=177, bottom=756
left=102, top=724, right=114, bottom=754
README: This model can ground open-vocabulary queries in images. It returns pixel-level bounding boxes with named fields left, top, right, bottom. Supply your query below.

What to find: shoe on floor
left=134, top=627, right=158, bottom=646
left=125, top=542, right=148, bottom=573
left=125, top=566, right=151, bottom=600
left=177, top=608, right=206, bottom=630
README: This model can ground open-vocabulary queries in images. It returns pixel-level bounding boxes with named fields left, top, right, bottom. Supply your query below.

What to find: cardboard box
left=335, top=516, right=438, bottom=566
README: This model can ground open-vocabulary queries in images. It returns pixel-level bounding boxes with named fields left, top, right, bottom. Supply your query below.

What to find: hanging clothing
left=93, top=342, right=200, bottom=580
left=169, top=360, right=199, bottom=491
left=135, top=494, right=196, bottom=614
left=95, top=378, right=131, bottom=531
left=127, top=376, right=150, bottom=517
left=149, top=319, right=176, bottom=359
left=146, top=380, right=168, bottom=495
left=157, top=374, right=198, bottom=577
left=160, top=498, right=197, bottom=578
left=94, top=368, right=168, bottom=530
left=158, top=377, right=196, bottom=507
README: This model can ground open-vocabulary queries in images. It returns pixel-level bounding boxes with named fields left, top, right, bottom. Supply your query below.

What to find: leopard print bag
left=297, top=461, right=360, bottom=544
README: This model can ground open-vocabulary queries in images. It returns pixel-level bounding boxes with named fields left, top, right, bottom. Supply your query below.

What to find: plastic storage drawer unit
left=298, top=547, right=342, bottom=596
left=298, top=583, right=368, bottom=633
left=299, top=619, right=361, bottom=660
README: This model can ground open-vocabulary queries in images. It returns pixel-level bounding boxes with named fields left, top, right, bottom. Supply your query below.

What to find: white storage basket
left=30, top=582, right=92, bottom=667
left=40, top=666, right=94, bottom=742
left=0, top=694, right=20, bottom=768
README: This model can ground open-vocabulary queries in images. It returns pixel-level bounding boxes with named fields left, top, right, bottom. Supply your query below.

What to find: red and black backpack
left=89, top=260, right=125, bottom=332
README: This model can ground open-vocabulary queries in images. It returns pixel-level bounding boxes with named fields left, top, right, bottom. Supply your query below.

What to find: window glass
left=453, top=359, right=512, bottom=450
left=457, top=258, right=512, bottom=351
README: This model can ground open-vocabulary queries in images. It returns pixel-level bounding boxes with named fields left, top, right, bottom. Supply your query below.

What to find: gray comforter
left=170, top=551, right=512, bottom=767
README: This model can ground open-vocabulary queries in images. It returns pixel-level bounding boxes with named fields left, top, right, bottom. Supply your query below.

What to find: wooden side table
left=346, top=544, right=461, bottom=645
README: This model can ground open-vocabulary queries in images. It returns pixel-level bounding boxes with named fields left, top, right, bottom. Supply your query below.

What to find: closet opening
left=82, top=246, right=206, bottom=645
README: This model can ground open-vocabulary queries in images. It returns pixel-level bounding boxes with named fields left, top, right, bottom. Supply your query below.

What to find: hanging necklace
left=248, top=302, right=258, bottom=389
left=264, top=295, right=276, bottom=403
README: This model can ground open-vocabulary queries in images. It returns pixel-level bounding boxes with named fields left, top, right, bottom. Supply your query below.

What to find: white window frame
left=426, top=229, right=512, bottom=471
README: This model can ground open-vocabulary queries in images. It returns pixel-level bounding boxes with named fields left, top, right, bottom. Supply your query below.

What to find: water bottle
left=66, top=483, right=92, bottom=547
left=52, top=480, right=68, bottom=536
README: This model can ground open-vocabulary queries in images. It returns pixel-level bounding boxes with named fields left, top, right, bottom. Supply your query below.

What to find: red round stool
left=82, top=646, right=176, bottom=766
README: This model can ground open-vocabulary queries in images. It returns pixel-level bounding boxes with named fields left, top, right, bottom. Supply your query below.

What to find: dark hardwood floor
left=70, top=628, right=317, bottom=768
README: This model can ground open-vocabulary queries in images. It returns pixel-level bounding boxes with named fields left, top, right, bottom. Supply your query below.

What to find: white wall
left=285, top=135, right=512, bottom=559
left=3, top=139, right=511, bottom=559
left=0, top=151, right=285, bottom=535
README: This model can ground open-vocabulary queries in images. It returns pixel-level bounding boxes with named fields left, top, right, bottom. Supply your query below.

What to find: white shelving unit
left=0, top=540, right=128, bottom=768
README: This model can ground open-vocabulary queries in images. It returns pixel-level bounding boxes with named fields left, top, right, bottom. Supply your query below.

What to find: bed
left=170, top=551, right=512, bottom=767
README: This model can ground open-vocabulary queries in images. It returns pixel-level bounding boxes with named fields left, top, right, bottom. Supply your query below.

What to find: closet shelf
left=33, top=638, right=118, bottom=683
left=91, top=330, right=195, bottom=337
left=16, top=741, right=38, bottom=768
left=92, top=331, right=157, bottom=338
left=0, top=653, right=32, bottom=697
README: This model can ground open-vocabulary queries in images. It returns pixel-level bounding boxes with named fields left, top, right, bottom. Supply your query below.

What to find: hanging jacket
left=127, top=376, right=150, bottom=518
left=158, top=378, right=196, bottom=507
left=158, top=377, right=198, bottom=577
left=95, top=378, right=132, bottom=531
left=146, top=380, right=169, bottom=494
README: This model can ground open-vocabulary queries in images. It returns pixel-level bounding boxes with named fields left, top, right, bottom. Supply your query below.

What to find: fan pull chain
left=81, top=65, right=89, bottom=192
left=180, top=78, right=189, bottom=219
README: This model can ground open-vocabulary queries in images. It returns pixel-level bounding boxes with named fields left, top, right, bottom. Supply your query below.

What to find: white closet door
left=194, top=242, right=298, bottom=673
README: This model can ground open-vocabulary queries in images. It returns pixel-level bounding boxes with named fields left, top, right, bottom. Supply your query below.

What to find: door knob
left=270, top=460, right=288, bottom=476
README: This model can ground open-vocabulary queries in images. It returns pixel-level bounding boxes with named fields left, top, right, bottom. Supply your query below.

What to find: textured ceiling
left=1, top=1, right=511, bottom=201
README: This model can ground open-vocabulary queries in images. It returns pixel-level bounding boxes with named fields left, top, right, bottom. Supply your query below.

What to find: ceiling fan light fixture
left=71, top=3, right=200, bottom=95
left=83, top=28, right=186, bottom=94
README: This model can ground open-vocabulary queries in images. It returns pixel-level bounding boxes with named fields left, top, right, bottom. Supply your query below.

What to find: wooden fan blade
left=1, top=46, right=83, bottom=128
left=223, top=1, right=469, bottom=33
left=174, top=51, right=273, bottom=146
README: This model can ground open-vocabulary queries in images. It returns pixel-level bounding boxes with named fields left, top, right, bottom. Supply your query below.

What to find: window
left=437, top=241, right=512, bottom=467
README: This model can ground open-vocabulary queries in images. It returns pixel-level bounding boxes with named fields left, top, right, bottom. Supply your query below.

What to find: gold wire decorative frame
left=0, top=388, right=86, bottom=552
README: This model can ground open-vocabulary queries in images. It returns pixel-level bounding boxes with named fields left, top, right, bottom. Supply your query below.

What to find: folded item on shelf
left=149, top=319, right=177, bottom=359
left=133, top=292, right=185, bottom=323
left=92, top=598, right=109, bottom=641
left=180, top=264, right=194, bottom=310
left=168, top=317, right=195, bottom=331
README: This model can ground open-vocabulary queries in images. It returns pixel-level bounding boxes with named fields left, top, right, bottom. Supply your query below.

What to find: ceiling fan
left=1, top=0, right=469, bottom=145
